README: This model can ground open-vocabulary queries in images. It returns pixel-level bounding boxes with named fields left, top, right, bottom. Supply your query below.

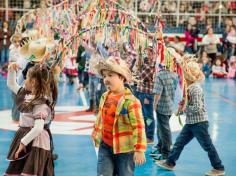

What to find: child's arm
left=20, top=105, right=49, bottom=146
left=7, top=63, right=21, bottom=94
left=128, top=98, right=146, bottom=165
left=20, top=119, right=44, bottom=146
left=127, top=98, right=146, bottom=152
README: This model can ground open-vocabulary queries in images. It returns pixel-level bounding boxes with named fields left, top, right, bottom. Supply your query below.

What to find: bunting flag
left=14, top=0, right=184, bottom=99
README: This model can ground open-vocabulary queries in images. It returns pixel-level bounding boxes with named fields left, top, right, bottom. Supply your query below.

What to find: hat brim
left=95, top=61, right=132, bottom=83
left=20, top=38, right=56, bottom=62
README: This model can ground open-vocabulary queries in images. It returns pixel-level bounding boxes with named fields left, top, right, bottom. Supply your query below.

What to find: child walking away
left=92, top=56, right=147, bottom=176
left=5, top=63, right=57, bottom=176
left=156, top=55, right=225, bottom=176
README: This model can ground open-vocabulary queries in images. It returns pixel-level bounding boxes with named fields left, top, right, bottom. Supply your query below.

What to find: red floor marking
left=54, top=111, right=95, bottom=123
left=210, top=91, right=236, bottom=107
left=72, top=126, right=94, bottom=131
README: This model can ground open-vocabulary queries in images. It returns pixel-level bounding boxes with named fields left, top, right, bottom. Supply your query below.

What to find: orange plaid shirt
left=92, top=88, right=147, bottom=154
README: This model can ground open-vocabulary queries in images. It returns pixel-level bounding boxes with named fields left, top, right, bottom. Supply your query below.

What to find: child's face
left=203, top=57, right=208, bottom=64
left=24, top=73, right=36, bottom=92
left=202, top=52, right=207, bottom=58
left=102, top=70, right=124, bottom=92
left=12, top=37, right=21, bottom=48
left=215, top=59, right=221, bottom=66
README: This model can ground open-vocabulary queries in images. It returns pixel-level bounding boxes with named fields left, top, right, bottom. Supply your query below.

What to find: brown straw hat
left=20, top=38, right=56, bottom=62
left=95, top=56, right=132, bottom=82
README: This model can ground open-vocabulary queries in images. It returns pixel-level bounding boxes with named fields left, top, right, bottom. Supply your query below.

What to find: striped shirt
left=186, top=83, right=208, bottom=124
left=153, top=70, right=178, bottom=115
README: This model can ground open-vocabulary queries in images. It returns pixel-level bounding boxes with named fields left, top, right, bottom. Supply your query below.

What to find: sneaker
left=147, top=138, right=154, bottom=145
left=205, top=169, right=225, bottom=176
left=156, top=160, right=174, bottom=171
left=149, top=149, right=161, bottom=157
left=153, top=154, right=167, bottom=161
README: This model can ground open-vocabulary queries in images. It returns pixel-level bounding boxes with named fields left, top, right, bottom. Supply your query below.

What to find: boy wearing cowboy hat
left=156, top=55, right=225, bottom=176
left=92, top=56, right=147, bottom=176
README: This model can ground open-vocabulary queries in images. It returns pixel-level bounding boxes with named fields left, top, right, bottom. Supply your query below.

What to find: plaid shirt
left=186, top=83, right=208, bottom=124
left=153, top=70, right=178, bottom=115
left=92, top=88, right=147, bottom=154
left=137, top=58, right=156, bottom=94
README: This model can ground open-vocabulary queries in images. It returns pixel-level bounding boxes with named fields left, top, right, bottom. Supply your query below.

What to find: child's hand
left=8, top=63, right=20, bottom=72
left=15, top=143, right=26, bottom=159
left=134, top=151, right=146, bottom=165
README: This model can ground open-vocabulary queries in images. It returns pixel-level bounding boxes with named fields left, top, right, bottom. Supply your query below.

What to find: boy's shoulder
left=188, top=83, right=203, bottom=94
left=101, top=89, right=138, bottom=102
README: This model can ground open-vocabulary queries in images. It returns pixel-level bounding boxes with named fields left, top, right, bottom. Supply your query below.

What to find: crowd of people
left=165, top=22, right=236, bottom=79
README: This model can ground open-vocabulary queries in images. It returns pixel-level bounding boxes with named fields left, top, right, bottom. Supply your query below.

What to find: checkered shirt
left=186, top=83, right=208, bottom=124
left=153, top=70, right=178, bottom=115
left=136, top=58, right=156, bottom=94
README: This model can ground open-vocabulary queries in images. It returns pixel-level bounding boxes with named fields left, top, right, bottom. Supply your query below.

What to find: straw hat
left=95, top=56, right=132, bottom=82
left=181, top=54, right=205, bottom=82
left=20, top=38, right=56, bottom=62
left=22, top=29, right=40, bottom=40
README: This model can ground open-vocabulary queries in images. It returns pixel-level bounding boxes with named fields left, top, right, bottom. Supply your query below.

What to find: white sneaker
left=205, top=169, right=225, bottom=176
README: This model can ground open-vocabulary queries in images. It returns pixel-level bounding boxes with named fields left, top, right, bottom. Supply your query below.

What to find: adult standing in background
left=0, top=21, right=11, bottom=65
left=202, top=27, right=220, bottom=64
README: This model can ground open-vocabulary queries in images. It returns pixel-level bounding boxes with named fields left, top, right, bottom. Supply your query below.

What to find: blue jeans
left=156, top=112, right=172, bottom=158
left=97, top=142, right=135, bottom=176
left=135, top=92, right=155, bottom=140
left=1, top=47, right=9, bottom=64
left=167, top=121, right=224, bottom=170
left=88, top=75, right=99, bottom=102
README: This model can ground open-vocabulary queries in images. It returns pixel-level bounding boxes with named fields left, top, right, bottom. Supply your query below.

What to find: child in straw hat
left=156, top=55, right=225, bottom=176
left=92, top=56, right=147, bottom=176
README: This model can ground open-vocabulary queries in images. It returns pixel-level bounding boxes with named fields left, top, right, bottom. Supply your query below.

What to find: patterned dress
left=5, top=88, right=54, bottom=176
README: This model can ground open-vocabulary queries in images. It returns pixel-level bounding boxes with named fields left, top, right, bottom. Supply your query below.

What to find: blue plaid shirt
left=153, top=70, right=178, bottom=115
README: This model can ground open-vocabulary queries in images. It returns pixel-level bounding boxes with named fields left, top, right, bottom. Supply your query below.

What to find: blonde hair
left=181, top=54, right=205, bottom=82
left=10, top=33, right=22, bottom=43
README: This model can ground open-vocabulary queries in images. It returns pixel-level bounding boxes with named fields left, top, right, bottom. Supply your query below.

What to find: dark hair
left=26, top=64, right=58, bottom=114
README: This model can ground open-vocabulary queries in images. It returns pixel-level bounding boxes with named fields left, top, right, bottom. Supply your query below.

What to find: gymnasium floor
left=0, top=75, right=235, bottom=176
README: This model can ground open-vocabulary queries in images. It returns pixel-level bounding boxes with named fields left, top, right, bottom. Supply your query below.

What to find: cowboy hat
left=181, top=54, right=205, bottom=82
left=22, top=29, right=40, bottom=40
left=20, top=38, right=56, bottom=62
left=95, top=56, right=132, bottom=82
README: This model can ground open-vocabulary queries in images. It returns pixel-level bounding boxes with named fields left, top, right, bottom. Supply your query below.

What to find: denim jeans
left=97, top=142, right=135, bottom=176
left=167, top=121, right=224, bottom=170
left=1, top=47, right=9, bottom=64
left=156, top=112, right=172, bottom=158
left=135, top=91, right=155, bottom=140
left=88, top=75, right=99, bottom=103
